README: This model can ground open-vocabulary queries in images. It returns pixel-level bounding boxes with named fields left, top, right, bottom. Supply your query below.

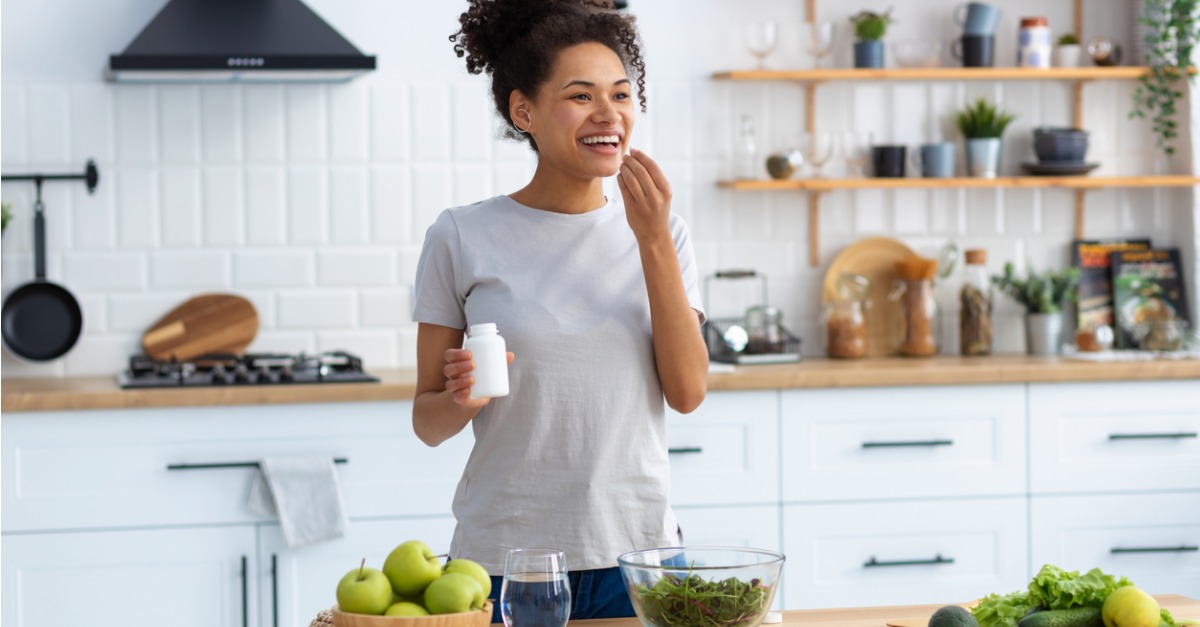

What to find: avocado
left=1018, top=607, right=1104, bottom=627
left=930, top=606, right=979, bottom=627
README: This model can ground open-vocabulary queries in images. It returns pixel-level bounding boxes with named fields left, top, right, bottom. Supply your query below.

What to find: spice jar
left=744, top=305, right=785, bottom=354
left=959, top=249, right=993, bottom=356
left=891, top=257, right=941, bottom=357
left=1017, top=17, right=1051, bottom=68
left=822, top=274, right=870, bottom=359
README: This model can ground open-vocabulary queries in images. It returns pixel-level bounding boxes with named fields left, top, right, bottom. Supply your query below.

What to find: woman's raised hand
left=617, top=148, right=672, bottom=243
left=443, top=348, right=515, bottom=408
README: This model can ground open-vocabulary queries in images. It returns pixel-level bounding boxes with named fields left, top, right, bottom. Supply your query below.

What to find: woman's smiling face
left=520, top=42, right=635, bottom=179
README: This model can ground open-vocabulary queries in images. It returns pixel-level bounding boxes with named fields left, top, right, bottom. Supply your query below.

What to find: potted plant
left=992, top=262, right=1080, bottom=355
left=850, top=9, right=893, bottom=68
left=1132, top=0, right=1199, bottom=156
left=955, top=98, right=1015, bottom=178
left=1054, top=33, right=1083, bottom=67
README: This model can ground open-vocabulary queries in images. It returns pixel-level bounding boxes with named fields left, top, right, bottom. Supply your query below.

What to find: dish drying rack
left=703, top=270, right=802, bottom=365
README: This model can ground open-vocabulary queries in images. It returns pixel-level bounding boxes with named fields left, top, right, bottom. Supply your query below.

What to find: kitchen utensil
left=703, top=270, right=801, bottom=364
left=1, top=198, right=84, bottom=361
left=823, top=237, right=917, bottom=357
left=618, top=546, right=784, bottom=627
left=1020, top=162, right=1100, bottom=175
left=501, top=548, right=570, bottom=627
left=142, top=294, right=260, bottom=362
left=331, top=603, right=493, bottom=627
left=1034, top=127, right=1089, bottom=162
left=892, top=41, right=943, bottom=67
left=872, top=145, right=907, bottom=178
left=954, top=2, right=1001, bottom=35
left=951, top=34, right=995, bottom=67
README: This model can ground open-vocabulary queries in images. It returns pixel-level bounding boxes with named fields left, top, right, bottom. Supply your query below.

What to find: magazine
left=1109, top=248, right=1191, bottom=349
left=1072, top=239, right=1152, bottom=332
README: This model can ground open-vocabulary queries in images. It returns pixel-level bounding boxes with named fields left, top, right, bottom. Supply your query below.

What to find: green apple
left=385, top=601, right=431, bottom=617
left=424, top=573, right=487, bottom=615
left=336, top=561, right=393, bottom=615
left=443, top=559, right=492, bottom=597
left=383, top=540, right=444, bottom=597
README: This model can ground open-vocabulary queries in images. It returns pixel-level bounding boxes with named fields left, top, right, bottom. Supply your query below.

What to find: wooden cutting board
left=142, top=294, right=259, bottom=362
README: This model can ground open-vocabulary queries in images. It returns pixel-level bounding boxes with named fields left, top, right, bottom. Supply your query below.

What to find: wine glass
left=801, top=131, right=835, bottom=178
left=841, top=131, right=873, bottom=178
left=744, top=21, right=778, bottom=69
left=806, top=21, right=837, bottom=68
left=500, top=548, right=571, bottom=627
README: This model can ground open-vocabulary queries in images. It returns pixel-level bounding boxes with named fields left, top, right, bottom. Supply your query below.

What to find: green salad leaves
left=633, top=573, right=772, bottom=627
left=972, top=565, right=1170, bottom=627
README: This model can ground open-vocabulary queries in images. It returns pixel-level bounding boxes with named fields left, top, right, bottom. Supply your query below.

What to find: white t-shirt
left=411, top=194, right=705, bottom=573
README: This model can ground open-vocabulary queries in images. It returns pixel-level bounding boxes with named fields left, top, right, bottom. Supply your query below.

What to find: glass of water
left=500, top=548, right=571, bottom=627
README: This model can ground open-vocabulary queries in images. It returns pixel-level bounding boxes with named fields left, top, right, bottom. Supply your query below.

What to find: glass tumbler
left=500, top=548, right=571, bottom=627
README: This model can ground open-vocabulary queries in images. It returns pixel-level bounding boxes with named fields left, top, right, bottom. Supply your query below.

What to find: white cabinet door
left=259, top=517, right=458, bottom=627
left=672, top=505, right=781, bottom=551
left=781, top=385, right=1026, bottom=502
left=668, top=391, right=779, bottom=506
left=1031, top=492, right=1200, bottom=596
left=2, top=401, right=473, bottom=531
left=782, top=497, right=1028, bottom=609
left=1029, top=381, right=1200, bottom=494
left=2, top=526, right=257, bottom=627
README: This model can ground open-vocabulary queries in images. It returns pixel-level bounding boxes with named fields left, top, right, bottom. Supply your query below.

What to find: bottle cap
left=468, top=323, right=498, bottom=336
left=964, top=249, right=987, bottom=265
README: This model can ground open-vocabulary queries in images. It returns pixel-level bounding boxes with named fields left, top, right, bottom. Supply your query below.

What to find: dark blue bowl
left=1034, top=127, right=1089, bottom=163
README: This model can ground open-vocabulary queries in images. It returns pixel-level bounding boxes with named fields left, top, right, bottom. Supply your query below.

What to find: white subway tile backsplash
left=108, top=292, right=189, bottom=333
left=245, top=166, right=286, bottom=246
left=286, top=84, right=327, bottom=163
left=201, top=85, right=242, bottom=163
left=203, top=167, right=245, bottom=246
left=243, top=85, right=285, bottom=163
left=410, top=82, right=451, bottom=161
left=160, top=167, right=202, bottom=248
left=63, top=252, right=146, bottom=291
left=965, top=189, right=1003, bottom=236
left=288, top=167, right=328, bottom=245
left=370, top=165, right=412, bottom=243
left=2, top=85, right=28, bottom=165
left=158, top=85, right=201, bottom=164
left=651, top=80, right=694, bottom=160
left=149, top=251, right=231, bottom=290
left=1004, top=189, right=1041, bottom=237
left=278, top=290, right=356, bottom=328
left=397, top=325, right=419, bottom=368
left=63, top=335, right=137, bottom=376
left=370, top=84, right=410, bottom=162
left=117, top=167, right=160, bottom=248
left=360, top=289, right=412, bottom=327
left=493, top=162, right=532, bottom=196
left=40, top=185, right=73, bottom=253
left=234, top=250, right=314, bottom=288
left=891, top=84, right=927, bottom=145
left=853, top=189, right=889, bottom=234
left=412, top=165, right=453, bottom=236
left=316, top=330, right=399, bottom=368
left=115, top=86, right=157, bottom=164
left=238, top=290, right=277, bottom=329
left=893, top=190, right=929, bottom=234
left=452, top=81, right=493, bottom=162
left=76, top=293, right=108, bottom=334
left=318, top=249, right=396, bottom=287
left=329, top=166, right=370, bottom=245
left=451, top=164, right=490, bottom=208
left=27, top=84, right=71, bottom=166
left=71, top=84, right=114, bottom=164
left=329, top=82, right=369, bottom=163
left=248, top=330, right=316, bottom=354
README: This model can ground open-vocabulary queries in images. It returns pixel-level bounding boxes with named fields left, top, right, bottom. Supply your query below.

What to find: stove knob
left=234, top=364, right=250, bottom=383
left=279, top=365, right=293, bottom=382
left=211, top=364, right=227, bottom=384
left=256, top=365, right=272, bottom=383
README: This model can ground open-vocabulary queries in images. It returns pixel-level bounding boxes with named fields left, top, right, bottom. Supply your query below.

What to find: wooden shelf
left=718, top=175, right=1200, bottom=191
left=712, top=66, right=1193, bottom=82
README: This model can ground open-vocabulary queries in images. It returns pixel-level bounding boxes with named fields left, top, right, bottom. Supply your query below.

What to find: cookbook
left=1109, top=247, right=1191, bottom=348
left=1072, top=238, right=1152, bottom=333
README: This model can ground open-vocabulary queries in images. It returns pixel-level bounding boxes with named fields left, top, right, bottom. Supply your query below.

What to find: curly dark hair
left=450, top=0, right=647, bottom=151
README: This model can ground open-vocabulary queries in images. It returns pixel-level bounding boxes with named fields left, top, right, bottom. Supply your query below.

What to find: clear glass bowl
left=892, top=41, right=943, bottom=67
left=617, top=547, right=785, bottom=627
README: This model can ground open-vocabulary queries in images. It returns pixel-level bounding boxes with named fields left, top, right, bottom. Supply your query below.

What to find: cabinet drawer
left=668, top=391, right=779, bottom=506
left=1031, top=492, right=1200, bottom=596
left=1030, top=381, right=1200, bottom=494
left=2, top=401, right=472, bottom=531
left=781, top=386, right=1026, bottom=502
left=781, top=497, right=1028, bottom=609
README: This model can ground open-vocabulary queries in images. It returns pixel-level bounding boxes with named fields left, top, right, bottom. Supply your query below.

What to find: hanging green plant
left=1131, top=0, right=1199, bottom=156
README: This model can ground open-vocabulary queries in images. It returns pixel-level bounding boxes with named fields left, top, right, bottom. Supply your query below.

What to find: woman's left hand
left=617, top=148, right=672, bottom=243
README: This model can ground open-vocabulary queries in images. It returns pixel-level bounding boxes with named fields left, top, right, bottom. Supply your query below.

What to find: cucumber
left=1018, top=607, right=1104, bottom=627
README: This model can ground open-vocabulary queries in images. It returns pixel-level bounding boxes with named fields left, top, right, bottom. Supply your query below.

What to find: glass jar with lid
left=959, top=248, right=993, bottom=356
left=822, top=273, right=870, bottom=358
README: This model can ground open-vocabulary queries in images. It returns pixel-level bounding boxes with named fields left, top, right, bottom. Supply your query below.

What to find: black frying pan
left=2, top=199, right=84, bottom=361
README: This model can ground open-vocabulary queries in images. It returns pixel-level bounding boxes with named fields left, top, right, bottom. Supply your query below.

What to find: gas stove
left=117, top=351, right=380, bottom=388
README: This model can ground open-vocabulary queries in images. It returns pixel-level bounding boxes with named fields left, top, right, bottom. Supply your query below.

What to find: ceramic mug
left=911, top=142, right=957, bottom=178
left=951, top=35, right=995, bottom=67
left=954, top=2, right=1001, bottom=35
left=872, top=145, right=907, bottom=178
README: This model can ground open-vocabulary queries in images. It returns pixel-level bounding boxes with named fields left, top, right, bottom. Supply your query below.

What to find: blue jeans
left=487, top=566, right=634, bottom=623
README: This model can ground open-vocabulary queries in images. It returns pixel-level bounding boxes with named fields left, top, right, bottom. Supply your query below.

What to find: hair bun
left=451, top=0, right=614, bottom=75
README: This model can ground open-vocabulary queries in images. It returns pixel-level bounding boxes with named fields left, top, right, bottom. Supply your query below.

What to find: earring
left=514, top=108, right=532, bottom=134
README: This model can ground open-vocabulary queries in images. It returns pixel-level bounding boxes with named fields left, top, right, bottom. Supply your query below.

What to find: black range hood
left=109, top=0, right=375, bottom=82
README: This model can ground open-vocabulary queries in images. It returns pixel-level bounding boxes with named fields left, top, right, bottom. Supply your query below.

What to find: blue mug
left=912, top=142, right=957, bottom=178
left=955, top=2, right=1001, bottom=35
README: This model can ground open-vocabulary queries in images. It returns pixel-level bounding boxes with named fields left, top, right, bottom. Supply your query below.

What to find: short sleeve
left=412, top=211, right=468, bottom=329
left=670, top=214, right=706, bottom=325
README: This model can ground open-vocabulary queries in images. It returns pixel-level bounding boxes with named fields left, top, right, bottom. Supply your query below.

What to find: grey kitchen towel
left=247, top=455, right=349, bottom=548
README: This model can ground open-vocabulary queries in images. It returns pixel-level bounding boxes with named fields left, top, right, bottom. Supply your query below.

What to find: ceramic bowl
left=1033, top=127, right=1089, bottom=162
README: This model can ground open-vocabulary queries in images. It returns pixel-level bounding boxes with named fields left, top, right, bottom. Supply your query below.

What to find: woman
left=411, top=0, right=709, bottom=620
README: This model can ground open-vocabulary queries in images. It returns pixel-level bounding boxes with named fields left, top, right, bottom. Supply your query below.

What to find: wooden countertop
left=570, top=595, right=1200, bottom=627
left=3, top=354, right=1198, bottom=412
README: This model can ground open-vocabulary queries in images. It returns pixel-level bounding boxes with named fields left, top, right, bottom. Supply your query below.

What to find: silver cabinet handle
left=1108, top=433, right=1197, bottom=441
left=1111, top=546, right=1199, bottom=554
left=668, top=447, right=703, bottom=454
left=864, top=553, right=955, bottom=567
left=862, top=440, right=953, bottom=448
left=167, top=458, right=348, bottom=471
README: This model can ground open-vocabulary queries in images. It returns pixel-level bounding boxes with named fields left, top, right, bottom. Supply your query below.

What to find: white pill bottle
left=464, top=323, right=509, bottom=399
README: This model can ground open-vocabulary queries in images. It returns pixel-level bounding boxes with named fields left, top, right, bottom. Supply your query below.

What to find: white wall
left=1, top=0, right=1194, bottom=376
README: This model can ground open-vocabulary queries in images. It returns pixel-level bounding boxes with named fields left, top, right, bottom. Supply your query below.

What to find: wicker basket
left=325, top=603, right=492, bottom=627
